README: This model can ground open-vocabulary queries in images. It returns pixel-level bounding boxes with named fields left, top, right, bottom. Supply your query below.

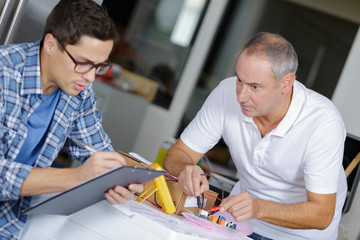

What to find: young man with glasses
left=0, top=0, right=143, bottom=238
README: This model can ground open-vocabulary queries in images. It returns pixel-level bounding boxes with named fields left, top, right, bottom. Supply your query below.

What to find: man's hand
left=177, top=165, right=209, bottom=197
left=219, top=192, right=258, bottom=222
left=163, top=138, right=209, bottom=197
left=76, top=151, right=126, bottom=182
left=219, top=190, right=336, bottom=230
left=20, top=151, right=144, bottom=203
left=105, top=183, right=144, bottom=204
left=76, top=151, right=143, bottom=205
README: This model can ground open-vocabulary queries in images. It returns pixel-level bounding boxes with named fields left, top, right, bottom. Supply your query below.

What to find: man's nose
left=237, top=85, right=249, bottom=103
left=82, top=68, right=97, bottom=83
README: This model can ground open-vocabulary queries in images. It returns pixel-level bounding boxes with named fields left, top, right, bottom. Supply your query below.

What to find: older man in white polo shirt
left=163, top=32, right=347, bottom=240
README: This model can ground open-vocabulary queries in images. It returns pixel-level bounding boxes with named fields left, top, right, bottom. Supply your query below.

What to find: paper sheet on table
left=112, top=200, right=184, bottom=229
left=113, top=200, right=252, bottom=240
left=129, top=152, right=152, bottom=165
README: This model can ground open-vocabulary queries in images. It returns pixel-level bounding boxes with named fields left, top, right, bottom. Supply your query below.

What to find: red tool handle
left=210, top=206, right=221, bottom=212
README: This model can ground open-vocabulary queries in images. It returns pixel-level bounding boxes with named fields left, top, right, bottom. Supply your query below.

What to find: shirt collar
left=20, top=40, right=43, bottom=96
left=272, top=80, right=306, bottom=137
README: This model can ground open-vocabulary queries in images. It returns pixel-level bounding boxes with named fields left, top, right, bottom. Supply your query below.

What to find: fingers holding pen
left=77, top=151, right=127, bottom=182
left=92, top=151, right=127, bottom=166
left=93, top=151, right=126, bottom=167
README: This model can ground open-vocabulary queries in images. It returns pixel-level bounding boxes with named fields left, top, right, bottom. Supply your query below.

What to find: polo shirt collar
left=272, top=80, right=305, bottom=137
left=20, top=40, right=43, bottom=96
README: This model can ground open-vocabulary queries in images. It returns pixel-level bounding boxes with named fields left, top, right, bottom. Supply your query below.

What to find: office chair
left=342, top=135, right=360, bottom=214
left=345, top=153, right=360, bottom=178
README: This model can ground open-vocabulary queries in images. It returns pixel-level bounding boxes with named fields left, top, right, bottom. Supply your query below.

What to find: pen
left=72, top=138, right=97, bottom=154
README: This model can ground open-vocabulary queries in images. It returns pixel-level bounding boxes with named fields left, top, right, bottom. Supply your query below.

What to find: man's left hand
left=219, top=192, right=259, bottom=222
left=104, top=183, right=144, bottom=204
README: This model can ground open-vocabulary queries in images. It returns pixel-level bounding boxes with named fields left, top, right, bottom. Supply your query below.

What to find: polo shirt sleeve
left=181, top=80, right=225, bottom=153
left=303, top=117, right=346, bottom=194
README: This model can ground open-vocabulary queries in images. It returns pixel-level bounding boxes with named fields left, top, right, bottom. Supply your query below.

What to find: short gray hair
left=241, top=32, right=298, bottom=84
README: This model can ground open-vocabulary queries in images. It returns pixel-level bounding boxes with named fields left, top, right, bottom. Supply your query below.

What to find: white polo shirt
left=181, top=77, right=347, bottom=240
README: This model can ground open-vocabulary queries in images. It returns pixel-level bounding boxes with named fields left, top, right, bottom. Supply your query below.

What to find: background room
left=2, top=0, right=359, bottom=239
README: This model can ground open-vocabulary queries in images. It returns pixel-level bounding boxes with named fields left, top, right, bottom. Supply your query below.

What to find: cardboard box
left=115, top=68, right=159, bottom=102
left=120, top=151, right=218, bottom=215
left=121, top=151, right=148, bottom=167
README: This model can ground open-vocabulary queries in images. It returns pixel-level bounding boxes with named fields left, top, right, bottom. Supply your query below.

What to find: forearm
left=255, top=199, right=334, bottom=229
left=223, top=191, right=336, bottom=230
left=20, top=151, right=128, bottom=196
left=163, top=147, right=195, bottom=176
left=19, top=167, right=80, bottom=196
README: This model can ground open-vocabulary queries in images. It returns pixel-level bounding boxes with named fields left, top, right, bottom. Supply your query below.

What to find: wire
left=166, top=179, right=177, bottom=182
left=204, top=191, right=222, bottom=202
left=146, top=199, right=162, bottom=209
left=152, top=179, right=178, bottom=208
left=165, top=173, right=178, bottom=181
left=197, top=192, right=206, bottom=209
left=201, top=173, right=224, bottom=200
left=153, top=191, right=162, bottom=208
left=138, top=184, right=162, bottom=209
left=202, top=154, right=215, bottom=172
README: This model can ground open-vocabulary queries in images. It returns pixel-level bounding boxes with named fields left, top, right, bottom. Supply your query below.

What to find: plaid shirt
left=0, top=41, right=113, bottom=239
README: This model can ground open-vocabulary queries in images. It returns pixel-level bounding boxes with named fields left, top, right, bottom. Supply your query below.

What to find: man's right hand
left=76, top=151, right=144, bottom=205
left=76, top=151, right=126, bottom=183
left=177, top=164, right=209, bottom=197
left=163, top=138, right=209, bottom=197
left=20, top=151, right=126, bottom=196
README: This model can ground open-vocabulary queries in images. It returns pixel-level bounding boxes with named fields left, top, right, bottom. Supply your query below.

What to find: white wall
left=213, top=0, right=267, bottom=83
left=332, top=28, right=360, bottom=240
left=332, top=28, right=360, bottom=139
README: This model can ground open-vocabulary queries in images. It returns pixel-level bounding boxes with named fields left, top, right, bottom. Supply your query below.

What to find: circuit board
left=182, top=210, right=252, bottom=237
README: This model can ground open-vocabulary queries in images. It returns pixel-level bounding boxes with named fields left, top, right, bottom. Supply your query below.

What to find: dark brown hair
left=42, top=0, right=117, bottom=49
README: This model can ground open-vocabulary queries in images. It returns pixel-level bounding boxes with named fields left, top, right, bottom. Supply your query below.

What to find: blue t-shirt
left=14, top=89, right=61, bottom=165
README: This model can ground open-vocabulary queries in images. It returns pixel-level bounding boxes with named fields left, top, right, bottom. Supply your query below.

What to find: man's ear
left=280, top=73, right=295, bottom=95
left=43, top=33, right=57, bottom=55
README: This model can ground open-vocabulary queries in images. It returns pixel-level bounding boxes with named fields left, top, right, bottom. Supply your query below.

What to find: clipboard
left=23, top=165, right=166, bottom=215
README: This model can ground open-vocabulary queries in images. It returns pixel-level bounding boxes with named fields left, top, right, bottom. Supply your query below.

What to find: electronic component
left=136, top=163, right=176, bottom=214
left=182, top=210, right=252, bottom=237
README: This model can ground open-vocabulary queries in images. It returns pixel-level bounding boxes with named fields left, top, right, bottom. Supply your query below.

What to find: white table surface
left=19, top=198, right=252, bottom=240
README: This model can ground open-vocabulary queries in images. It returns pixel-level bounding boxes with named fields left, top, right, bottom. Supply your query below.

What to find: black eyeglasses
left=62, top=46, right=112, bottom=75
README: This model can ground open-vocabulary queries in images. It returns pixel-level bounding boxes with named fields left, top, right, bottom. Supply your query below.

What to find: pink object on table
left=182, top=211, right=253, bottom=238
